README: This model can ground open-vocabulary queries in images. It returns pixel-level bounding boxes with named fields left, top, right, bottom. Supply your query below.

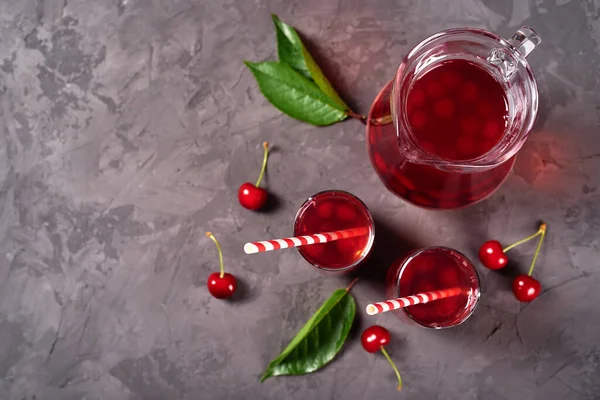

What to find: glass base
left=366, top=80, right=515, bottom=209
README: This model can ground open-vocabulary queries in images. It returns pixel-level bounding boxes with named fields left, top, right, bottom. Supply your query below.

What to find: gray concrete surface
left=1, top=0, right=600, bottom=399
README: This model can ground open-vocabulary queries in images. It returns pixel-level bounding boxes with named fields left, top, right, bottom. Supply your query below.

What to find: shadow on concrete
left=230, top=276, right=258, bottom=303
left=354, top=212, right=424, bottom=288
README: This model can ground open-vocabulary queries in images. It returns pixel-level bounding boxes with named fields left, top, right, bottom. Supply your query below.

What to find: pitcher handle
left=488, top=26, right=541, bottom=81
left=508, top=26, right=541, bottom=58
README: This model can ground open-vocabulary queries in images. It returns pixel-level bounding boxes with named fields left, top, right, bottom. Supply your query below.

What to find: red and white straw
left=243, top=227, right=369, bottom=255
left=365, top=287, right=462, bottom=315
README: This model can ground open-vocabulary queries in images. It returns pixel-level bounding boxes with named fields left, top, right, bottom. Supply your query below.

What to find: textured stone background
left=1, top=0, right=599, bottom=399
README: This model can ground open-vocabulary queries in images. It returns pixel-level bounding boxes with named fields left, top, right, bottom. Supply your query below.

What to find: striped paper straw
left=243, top=226, right=370, bottom=255
left=365, top=287, right=462, bottom=315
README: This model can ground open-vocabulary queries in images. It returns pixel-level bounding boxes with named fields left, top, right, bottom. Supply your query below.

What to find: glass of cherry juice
left=293, top=190, right=375, bottom=272
left=385, top=247, right=481, bottom=328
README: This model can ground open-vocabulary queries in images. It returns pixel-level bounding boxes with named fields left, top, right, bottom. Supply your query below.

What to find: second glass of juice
left=293, top=190, right=375, bottom=272
left=385, top=247, right=481, bottom=328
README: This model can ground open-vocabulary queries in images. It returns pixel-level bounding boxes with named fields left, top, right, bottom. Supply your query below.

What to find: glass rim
left=406, top=27, right=532, bottom=66
left=394, top=246, right=481, bottom=329
left=293, top=189, right=376, bottom=272
left=401, top=27, right=536, bottom=87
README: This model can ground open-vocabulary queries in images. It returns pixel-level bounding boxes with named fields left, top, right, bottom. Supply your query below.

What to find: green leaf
left=272, top=14, right=349, bottom=110
left=272, top=14, right=311, bottom=80
left=260, top=288, right=356, bottom=381
left=244, top=61, right=347, bottom=126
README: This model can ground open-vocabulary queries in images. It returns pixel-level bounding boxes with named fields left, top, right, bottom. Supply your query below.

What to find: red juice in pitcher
left=367, top=69, right=514, bottom=209
left=407, top=59, right=508, bottom=161
left=367, top=27, right=541, bottom=209
left=294, top=190, right=375, bottom=272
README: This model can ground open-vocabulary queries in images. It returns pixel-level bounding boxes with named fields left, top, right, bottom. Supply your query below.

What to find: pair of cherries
left=479, top=223, right=547, bottom=302
left=206, top=143, right=272, bottom=299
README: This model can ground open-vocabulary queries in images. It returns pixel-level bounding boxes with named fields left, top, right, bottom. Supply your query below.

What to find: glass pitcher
left=366, top=27, right=541, bottom=209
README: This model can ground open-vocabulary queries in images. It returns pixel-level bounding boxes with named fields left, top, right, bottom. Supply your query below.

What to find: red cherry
left=302, top=242, right=327, bottom=260
left=433, top=98, right=455, bottom=119
left=238, top=142, right=270, bottom=211
left=480, top=223, right=547, bottom=270
left=409, top=110, right=427, bottom=130
left=438, top=264, right=460, bottom=286
left=512, top=274, right=541, bottom=302
left=207, top=272, right=236, bottom=299
left=459, top=81, right=479, bottom=102
left=409, top=88, right=426, bottom=107
left=441, top=70, right=461, bottom=89
left=426, top=81, right=444, bottom=98
left=316, top=202, right=334, bottom=219
left=336, top=237, right=360, bottom=257
left=460, top=114, right=481, bottom=136
left=238, top=183, right=268, bottom=210
left=361, top=325, right=402, bottom=390
left=206, top=232, right=236, bottom=299
left=335, top=203, right=358, bottom=222
left=361, top=325, right=390, bottom=353
left=478, top=240, right=508, bottom=270
left=482, top=121, right=501, bottom=139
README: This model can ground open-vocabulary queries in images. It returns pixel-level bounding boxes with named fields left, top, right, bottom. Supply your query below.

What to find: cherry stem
left=380, top=346, right=402, bottom=391
left=206, top=232, right=225, bottom=278
left=503, top=223, right=546, bottom=253
left=345, top=277, right=359, bottom=292
left=255, top=142, right=269, bottom=187
left=528, top=223, right=547, bottom=276
left=345, top=110, right=367, bottom=125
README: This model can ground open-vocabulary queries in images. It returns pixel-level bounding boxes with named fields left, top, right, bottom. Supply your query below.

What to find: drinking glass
left=385, top=246, right=481, bottom=328
left=293, top=190, right=375, bottom=272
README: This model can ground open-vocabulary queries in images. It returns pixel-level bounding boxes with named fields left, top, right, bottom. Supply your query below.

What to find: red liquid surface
left=386, top=248, right=480, bottom=328
left=367, top=67, right=515, bottom=209
left=407, top=60, right=508, bottom=161
left=294, top=191, right=373, bottom=270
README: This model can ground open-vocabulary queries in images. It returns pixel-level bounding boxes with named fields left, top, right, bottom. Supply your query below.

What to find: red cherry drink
left=386, top=247, right=480, bottom=328
left=294, top=190, right=375, bottom=272
left=368, top=59, right=514, bottom=209
left=407, top=59, right=508, bottom=160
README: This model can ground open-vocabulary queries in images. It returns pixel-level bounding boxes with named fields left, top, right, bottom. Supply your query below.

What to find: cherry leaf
left=244, top=61, right=347, bottom=126
left=259, top=287, right=356, bottom=381
left=272, top=14, right=349, bottom=110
